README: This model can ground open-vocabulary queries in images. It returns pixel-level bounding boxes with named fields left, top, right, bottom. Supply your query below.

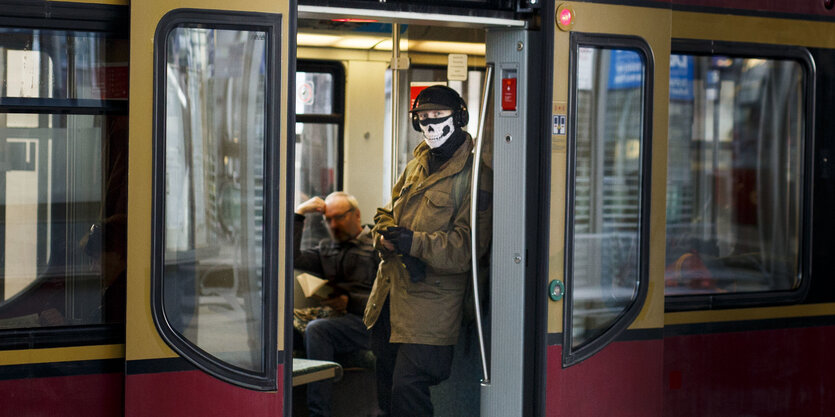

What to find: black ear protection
left=410, top=86, right=469, bottom=132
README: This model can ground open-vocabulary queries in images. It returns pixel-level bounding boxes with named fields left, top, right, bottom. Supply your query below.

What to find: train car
left=0, top=0, right=833, bottom=416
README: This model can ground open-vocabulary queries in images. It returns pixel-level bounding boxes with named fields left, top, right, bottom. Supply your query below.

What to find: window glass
left=0, top=29, right=129, bottom=100
left=296, top=71, right=333, bottom=115
left=163, top=26, right=266, bottom=372
left=665, top=54, right=803, bottom=295
left=571, top=47, right=646, bottom=348
left=0, top=27, right=127, bottom=332
left=294, top=67, right=342, bottom=249
left=294, top=121, right=339, bottom=248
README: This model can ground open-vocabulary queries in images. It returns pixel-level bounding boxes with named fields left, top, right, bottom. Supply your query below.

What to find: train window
left=0, top=28, right=128, bottom=337
left=152, top=10, right=279, bottom=390
left=565, top=35, right=652, bottom=363
left=0, top=29, right=129, bottom=101
left=665, top=46, right=811, bottom=304
left=295, top=62, right=344, bottom=249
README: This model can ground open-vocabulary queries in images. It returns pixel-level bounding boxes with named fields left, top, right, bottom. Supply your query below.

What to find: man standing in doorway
left=365, top=85, right=474, bottom=417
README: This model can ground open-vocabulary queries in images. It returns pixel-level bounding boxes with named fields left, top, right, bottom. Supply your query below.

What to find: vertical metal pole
left=472, top=65, right=493, bottom=385
left=390, top=23, right=401, bottom=189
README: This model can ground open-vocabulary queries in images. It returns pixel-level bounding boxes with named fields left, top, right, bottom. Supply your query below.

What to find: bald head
left=323, top=191, right=363, bottom=242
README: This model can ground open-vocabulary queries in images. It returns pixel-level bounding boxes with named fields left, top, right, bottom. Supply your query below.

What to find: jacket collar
left=410, top=132, right=473, bottom=193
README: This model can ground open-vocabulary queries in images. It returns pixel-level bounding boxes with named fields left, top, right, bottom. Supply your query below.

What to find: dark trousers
left=370, top=300, right=454, bottom=417
left=305, top=314, right=370, bottom=417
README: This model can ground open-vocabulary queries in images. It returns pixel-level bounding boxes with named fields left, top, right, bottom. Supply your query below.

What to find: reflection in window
left=571, top=47, right=646, bottom=348
left=0, top=27, right=128, bottom=331
left=163, top=27, right=266, bottom=372
left=0, top=29, right=128, bottom=100
left=296, top=71, right=334, bottom=115
left=665, top=54, right=804, bottom=295
left=295, top=66, right=342, bottom=249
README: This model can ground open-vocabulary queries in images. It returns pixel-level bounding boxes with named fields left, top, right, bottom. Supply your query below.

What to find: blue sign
left=670, top=54, right=694, bottom=101
left=607, top=49, right=643, bottom=90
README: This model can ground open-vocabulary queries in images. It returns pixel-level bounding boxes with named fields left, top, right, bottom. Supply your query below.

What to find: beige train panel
left=673, top=11, right=835, bottom=48
left=127, top=0, right=291, bottom=361
left=666, top=303, right=835, bottom=326
left=548, top=2, right=671, bottom=334
left=0, top=344, right=123, bottom=367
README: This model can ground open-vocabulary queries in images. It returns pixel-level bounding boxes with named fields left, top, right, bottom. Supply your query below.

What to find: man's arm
left=373, top=169, right=408, bottom=255
left=293, top=198, right=327, bottom=275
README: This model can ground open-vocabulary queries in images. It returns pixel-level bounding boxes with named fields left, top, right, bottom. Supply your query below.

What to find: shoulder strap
left=450, top=152, right=474, bottom=213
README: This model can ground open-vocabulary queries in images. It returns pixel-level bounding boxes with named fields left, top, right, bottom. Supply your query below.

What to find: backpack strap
left=450, top=151, right=474, bottom=214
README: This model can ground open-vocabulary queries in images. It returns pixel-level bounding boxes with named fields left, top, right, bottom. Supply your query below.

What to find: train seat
left=292, top=358, right=343, bottom=386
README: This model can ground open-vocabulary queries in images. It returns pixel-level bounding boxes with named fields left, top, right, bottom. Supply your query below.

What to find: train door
left=292, top=7, right=539, bottom=416
left=543, top=2, right=670, bottom=416
left=125, top=0, right=292, bottom=415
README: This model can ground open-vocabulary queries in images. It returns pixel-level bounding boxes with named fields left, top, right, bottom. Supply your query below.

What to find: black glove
left=380, top=226, right=414, bottom=255
left=401, top=255, right=426, bottom=283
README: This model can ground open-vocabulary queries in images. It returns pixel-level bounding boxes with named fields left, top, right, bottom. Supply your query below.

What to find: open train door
left=125, top=0, right=293, bottom=415
left=542, top=2, right=670, bottom=416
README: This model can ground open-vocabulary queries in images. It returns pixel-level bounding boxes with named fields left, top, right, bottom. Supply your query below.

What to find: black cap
left=410, top=85, right=462, bottom=113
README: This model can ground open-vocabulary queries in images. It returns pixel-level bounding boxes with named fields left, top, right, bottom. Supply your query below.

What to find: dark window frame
left=150, top=8, right=280, bottom=391
left=0, top=4, right=128, bottom=351
left=295, top=60, right=345, bottom=192
left=563, top=33, right=654, bottom=367
left=664, top=40, right=815, bottom=312
left=0, top=0, right=128, bottom=35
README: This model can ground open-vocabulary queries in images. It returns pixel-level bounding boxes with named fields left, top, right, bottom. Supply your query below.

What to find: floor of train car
left=292, top=324, right=483, bottom=417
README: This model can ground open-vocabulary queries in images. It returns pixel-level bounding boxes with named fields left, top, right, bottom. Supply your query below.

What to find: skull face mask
left=418, top=115, right=455, bottom=148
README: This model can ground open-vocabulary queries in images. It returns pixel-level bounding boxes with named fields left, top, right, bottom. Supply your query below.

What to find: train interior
left=291, top=19, right=493, bottom=416
left=0, top=2, right=820, bottom=416
left=0, top=10, right=501, bottom=414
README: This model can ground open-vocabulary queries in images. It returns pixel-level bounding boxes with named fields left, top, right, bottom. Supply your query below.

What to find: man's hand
left=321, top=294, right=349, bottom=313
left=379, top=236, right=395, bottom=251
left=379, top=227, right=413, bottom=254
left=295, top=197, right=326, bottom=215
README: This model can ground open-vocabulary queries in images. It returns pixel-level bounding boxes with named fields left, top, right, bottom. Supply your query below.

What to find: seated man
left=294, top=191, right=377, bottom=417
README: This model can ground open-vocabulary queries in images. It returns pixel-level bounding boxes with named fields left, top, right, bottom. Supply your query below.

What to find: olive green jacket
left=363, top=135, right=474, bottom=346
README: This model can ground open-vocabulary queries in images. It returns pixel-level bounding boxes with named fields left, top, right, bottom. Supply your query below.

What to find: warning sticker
left=552, top=101, right=567, bottom=153
left=553, top=115, right=566, bottom=136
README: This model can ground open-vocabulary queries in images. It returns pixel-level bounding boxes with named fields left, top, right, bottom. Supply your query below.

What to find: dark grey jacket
left=293, top=214, right=377, bottom=316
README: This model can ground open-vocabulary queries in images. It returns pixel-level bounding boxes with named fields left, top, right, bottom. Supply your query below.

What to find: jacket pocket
left=416, top=189, right=454, bottom=232
left=405, top=278, right=443, bottom=299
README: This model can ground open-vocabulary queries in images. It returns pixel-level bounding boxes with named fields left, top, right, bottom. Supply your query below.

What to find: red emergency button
left=502, top=78, right=517, bottom=111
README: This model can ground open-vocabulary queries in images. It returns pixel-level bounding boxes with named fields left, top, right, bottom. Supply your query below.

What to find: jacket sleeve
left=292, top=214, right=325, bottom=276
left=373, top=168, right=407, bottom=256
left=345, top=261, right=376, bottom=315
left=409, top=176, right=472, bottom=274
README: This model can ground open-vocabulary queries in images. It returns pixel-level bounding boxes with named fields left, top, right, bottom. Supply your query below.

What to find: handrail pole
left=471, top=64, right=493, bottom=385
left=390, top=23, right=401, bottom=190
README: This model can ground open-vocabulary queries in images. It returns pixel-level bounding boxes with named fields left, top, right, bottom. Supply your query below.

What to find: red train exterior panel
left=0, top=373, right=123, bottom=417
left=663, top=325, right=835, bottom=416
left=124, top=364, right=284, bottom=417
left=545, top=340, right=664, bottom=417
